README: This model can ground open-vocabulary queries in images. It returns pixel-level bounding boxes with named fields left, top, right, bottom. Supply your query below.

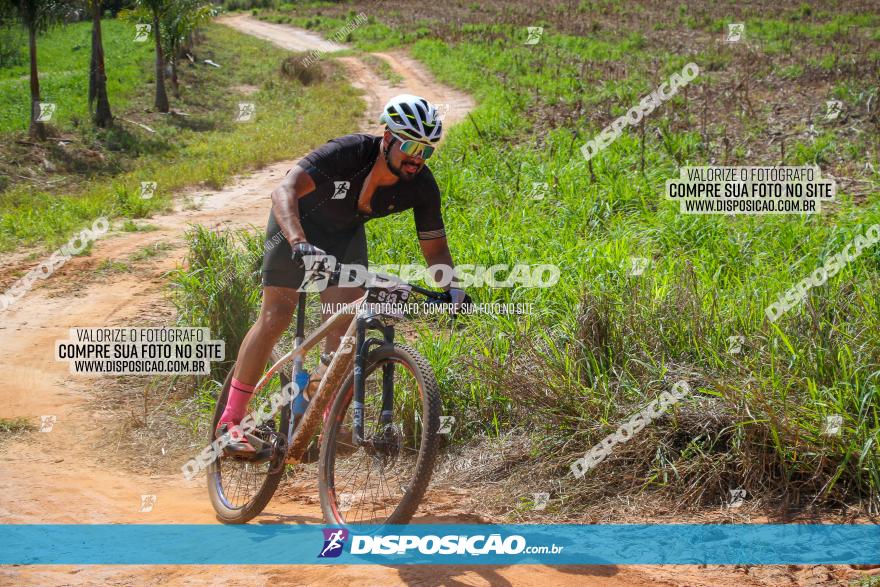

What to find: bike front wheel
left=318, top=343, right=441, bottom=525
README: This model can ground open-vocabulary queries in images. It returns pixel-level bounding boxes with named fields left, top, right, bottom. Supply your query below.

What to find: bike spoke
left=328, top=357, right=426, bottom=524
left=213, top=369, right=286, bottom=513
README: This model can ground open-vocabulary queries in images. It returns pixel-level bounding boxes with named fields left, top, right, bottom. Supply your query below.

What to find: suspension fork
left=352, top=316, right=395, bottom=444
left=379, top=326, right=395, bottom=425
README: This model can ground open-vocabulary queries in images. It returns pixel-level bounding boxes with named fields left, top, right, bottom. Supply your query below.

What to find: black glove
left=291, top=241, right=327, bottom=270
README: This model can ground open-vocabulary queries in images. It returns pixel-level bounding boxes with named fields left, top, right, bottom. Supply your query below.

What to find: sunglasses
left=390, top=132, right=436, bottom=160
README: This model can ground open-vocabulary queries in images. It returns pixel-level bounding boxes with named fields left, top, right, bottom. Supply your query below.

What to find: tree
left=1, top=0, right=68, bottom=137
left=87, top=0, right=112, bottom=127
left=161, top=0, right=212, bottom=96
left=137, top=0, right=169, bottom=112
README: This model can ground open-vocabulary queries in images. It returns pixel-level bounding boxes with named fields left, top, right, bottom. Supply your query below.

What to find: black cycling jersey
left=261, top=133, right=446, bottom=289
left=295, top=133, right=446, bottom=241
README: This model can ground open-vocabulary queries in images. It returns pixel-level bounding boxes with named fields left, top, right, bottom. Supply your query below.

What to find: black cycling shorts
left=261, top=210, right=368, bottom=290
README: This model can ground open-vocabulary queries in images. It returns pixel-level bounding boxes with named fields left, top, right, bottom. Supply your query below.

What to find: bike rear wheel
left=318, top=343, right=441, bottom=525
left=207, top=351, right=291, bottom=524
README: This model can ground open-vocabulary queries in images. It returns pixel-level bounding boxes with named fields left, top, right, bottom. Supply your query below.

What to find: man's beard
left=385, top=147, right=421, bottom=181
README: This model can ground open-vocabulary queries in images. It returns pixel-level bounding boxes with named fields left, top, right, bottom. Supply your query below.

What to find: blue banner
left=3, top=524, right=878, bottom=565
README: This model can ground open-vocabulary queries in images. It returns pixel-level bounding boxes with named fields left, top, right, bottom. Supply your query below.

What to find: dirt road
left=0, top=15, right=843, bottom=587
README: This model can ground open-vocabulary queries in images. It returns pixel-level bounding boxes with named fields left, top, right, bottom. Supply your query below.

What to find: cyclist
left=217, top=94, right=469, bottom=455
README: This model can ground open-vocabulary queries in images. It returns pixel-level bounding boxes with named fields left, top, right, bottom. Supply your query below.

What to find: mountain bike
left=207, top=260, right=452, bottom=525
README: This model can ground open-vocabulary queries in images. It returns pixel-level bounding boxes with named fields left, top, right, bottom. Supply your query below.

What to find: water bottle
left=292, top=370, right=310, bottom=431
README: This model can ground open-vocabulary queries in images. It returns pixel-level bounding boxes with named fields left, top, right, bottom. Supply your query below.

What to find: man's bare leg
left=220, top=287, right=299, bottom=430
left=233, top=287, right=299, bottom=383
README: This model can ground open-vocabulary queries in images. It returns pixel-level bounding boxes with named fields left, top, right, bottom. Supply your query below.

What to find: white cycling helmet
left=379, top=94, right=442, bottom=144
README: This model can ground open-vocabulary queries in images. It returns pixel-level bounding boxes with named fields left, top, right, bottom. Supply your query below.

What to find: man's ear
left=382, top=130, right=398, bottom=156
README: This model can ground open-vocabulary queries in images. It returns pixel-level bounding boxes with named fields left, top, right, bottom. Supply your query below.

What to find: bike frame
left=248, top=290, right=398, bottom=464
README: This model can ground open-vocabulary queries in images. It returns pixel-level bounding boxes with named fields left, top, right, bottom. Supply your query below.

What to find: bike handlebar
left=305, top=258, right=450, bottom=301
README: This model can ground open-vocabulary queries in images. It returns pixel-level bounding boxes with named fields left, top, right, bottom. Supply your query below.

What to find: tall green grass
left=409, top=27, right=879, bottom=507
left=176, top=9, right=879, bottom=509
left=315, top=16, right=877, bottom=507
left=170, top=225, right=264, bottom=380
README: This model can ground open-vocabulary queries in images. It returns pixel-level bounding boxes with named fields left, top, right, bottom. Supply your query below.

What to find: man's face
left=384, top=131, right=426, bottom=181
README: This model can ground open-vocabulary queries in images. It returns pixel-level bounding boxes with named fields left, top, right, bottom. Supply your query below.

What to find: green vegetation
left=169, top=225, right=263, bottom=381
left=4, top=0, right=874, bottom=514
left=0, top=416, right=36, bottom=435
left=361, top=53, right=403, bottom=85
left=129, top=239, right=172, bottom=261
left=401, top=26, right=878, bottom=511
left=256, top=10, right=432, bottom=51
left=96, top=258, right=131, bottom=273
left=174, top=4, right=880, bottom=512
left=121, top=219, right=158, bottom=231
left=851, top=575, right=880, bottom=587
left=0, top=19, right=151, bottom=133
left=0, top=21, right=362, bottom=252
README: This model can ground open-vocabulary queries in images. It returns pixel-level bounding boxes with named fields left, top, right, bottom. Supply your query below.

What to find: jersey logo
left=332, top=181, right=350, bottom=199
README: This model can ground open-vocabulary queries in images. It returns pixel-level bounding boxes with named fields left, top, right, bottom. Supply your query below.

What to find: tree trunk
left=152, top=10, right=169, bottom=113
left=170, top=42, right=179, bottom=97
left=91, top=1, right=113, bottom=128
left=27, top=24, right=45, bottom=138
left=89, top=24, right=97, bottom=104
left=171, top=59, right=179, bottom=97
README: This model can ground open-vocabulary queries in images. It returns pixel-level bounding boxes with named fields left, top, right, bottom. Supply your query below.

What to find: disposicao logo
left=318, top=528, right=349, bottom=558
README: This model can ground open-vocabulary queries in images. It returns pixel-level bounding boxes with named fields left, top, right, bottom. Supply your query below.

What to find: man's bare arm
left=419, top=237, right=461, bottom=290
left=270, top=166, right=317, bottom=246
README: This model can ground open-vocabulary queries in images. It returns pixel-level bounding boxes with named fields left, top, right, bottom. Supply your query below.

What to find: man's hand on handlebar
left=291, top=241, right=327, bottom=270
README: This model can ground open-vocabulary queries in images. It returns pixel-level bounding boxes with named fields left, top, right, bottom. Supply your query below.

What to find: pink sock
left=220, top=377, right=255, bottom=424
